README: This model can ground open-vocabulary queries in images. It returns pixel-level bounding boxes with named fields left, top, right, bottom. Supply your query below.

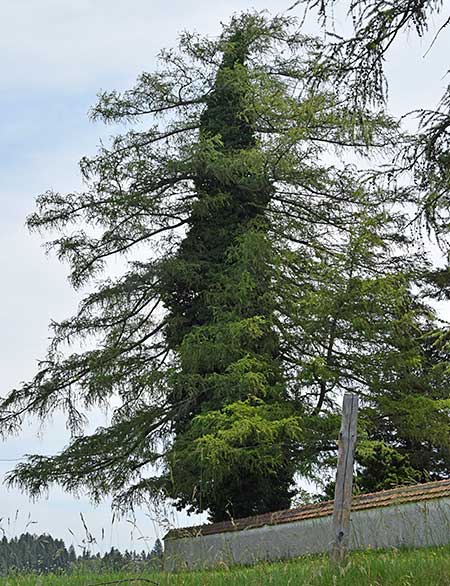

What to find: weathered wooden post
left=331, top=393, right=358, bottom=564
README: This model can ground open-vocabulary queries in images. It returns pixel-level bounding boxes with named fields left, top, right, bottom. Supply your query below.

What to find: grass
left=1, top=545, right=450, bottom=585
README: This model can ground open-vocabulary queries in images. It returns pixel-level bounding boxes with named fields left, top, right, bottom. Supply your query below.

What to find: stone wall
left=164, top=497, right=450, bottom=571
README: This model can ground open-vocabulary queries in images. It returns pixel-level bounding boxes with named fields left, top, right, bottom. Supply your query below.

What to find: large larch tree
left=2, top=12, right=449, bottom=521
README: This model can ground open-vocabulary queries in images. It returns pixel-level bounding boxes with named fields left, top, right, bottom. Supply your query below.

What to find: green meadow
left=1, top=546, right=450, bottom=586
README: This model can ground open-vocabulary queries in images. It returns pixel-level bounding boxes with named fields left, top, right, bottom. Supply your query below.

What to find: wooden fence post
left=331, top=393, right=359, bottom=564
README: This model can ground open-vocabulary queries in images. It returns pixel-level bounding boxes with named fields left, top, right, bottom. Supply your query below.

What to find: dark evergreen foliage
left=0, top=533, right=162, bottom=575
left=0, top=533, right=69, bottom=574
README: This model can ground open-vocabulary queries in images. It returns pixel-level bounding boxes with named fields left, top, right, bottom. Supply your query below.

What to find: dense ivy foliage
left=1, top=13, right=449, bottom=521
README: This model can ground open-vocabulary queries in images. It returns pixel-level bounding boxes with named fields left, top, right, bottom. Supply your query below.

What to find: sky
left=1, top=0, right=449, bottom=554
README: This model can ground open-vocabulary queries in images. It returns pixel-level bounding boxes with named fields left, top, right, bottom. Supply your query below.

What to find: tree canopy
left=294, top=0, right=450, bottom=239
left=1, top=11, right=449, bottom=522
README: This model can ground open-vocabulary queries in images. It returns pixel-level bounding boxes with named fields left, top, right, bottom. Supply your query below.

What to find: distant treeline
left=0, top=532, right=163, bottom=574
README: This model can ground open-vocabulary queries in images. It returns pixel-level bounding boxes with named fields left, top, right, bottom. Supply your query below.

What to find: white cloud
left=1, top=0, right=285, bottom=90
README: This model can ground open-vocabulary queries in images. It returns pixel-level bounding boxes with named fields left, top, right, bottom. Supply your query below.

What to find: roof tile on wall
left=165, top=478, right=450, bottom=540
